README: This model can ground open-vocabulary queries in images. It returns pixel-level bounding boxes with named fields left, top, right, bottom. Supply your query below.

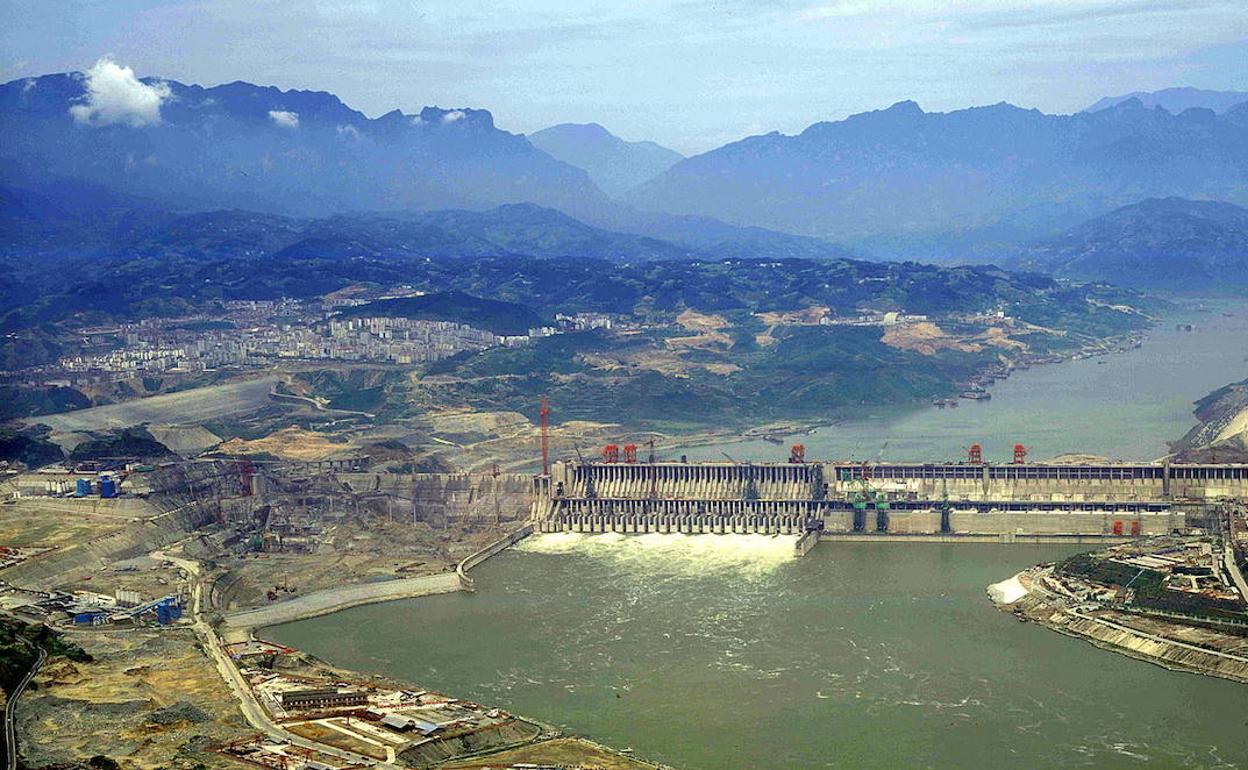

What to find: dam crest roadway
left=532, top=457, right=1248, bottom=547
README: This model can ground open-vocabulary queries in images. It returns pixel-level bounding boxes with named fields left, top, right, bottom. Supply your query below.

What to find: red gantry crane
left=539, top=395, right=551, bottom=476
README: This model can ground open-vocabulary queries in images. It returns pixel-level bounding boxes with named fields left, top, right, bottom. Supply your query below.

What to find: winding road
left=153, top=547, right=397, bottom=768
left=4, top=646, right=47, bottom=770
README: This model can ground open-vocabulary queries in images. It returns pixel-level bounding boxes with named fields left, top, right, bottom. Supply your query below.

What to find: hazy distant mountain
left=626, top=99, right=1248, bottom=250
left=528, top=123, right=683, bottom=196
left=1024, top=198, right=1248, bottom=291
left=1, top=197, right=708, bottom=263
left=1085, top=87, right=1248, bottom=115
left=1225, top=101, right=1248, bottom=128
left=0, top=72, right=609, bottom=218
left=0, top=70, right=857, bottom=262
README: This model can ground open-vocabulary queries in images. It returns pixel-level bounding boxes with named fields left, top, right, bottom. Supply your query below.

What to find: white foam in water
left=516, top=531, right=797, bottom=579
left=986, top=574, right=1028, bottom=604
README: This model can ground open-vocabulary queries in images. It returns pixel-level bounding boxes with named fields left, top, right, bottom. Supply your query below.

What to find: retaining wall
left=456, top=525, right=534, bottom=590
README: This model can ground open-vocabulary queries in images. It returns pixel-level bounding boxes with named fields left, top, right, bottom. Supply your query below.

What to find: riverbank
left=214, top=525, right=665, bottom=769
left=223, top=572, right=462, bottom=630
left=223, top=523, right=538, bottom=630
left=988, top=565, right=1248, bottom=685
left=227, top=519, right=539, bottom=626
left=684, top=301, right=1248, bottom=464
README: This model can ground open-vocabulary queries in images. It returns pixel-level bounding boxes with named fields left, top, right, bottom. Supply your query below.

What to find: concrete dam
left=534, top=459, right=1248, bottom=542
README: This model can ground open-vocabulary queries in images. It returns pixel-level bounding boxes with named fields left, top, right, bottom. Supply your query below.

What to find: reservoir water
left=270, top=537, right=1248, bottom=769
left=269, top=303, right=1248, bottom=769
left=681, top=302, right=1248, bottom=464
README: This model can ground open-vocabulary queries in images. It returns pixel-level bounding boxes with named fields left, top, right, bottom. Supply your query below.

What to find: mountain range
left=0, top=70, right=848, bottom=260
left=1085, top=87, right=1248, bottom=115
left=3, top=67, right=1248, bottom=274
left=1022, top=198, right=1248, bottom=291
left=1, top=72, right=605, bottom=217
left=626, top=99, right=1248, bottom=254
left=0, top=186, right=689, bottom=263
left=528, top=123, right=683, bottom=196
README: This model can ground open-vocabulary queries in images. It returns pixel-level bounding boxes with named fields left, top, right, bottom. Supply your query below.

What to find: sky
left=2, top=0, right=1246, bottom=154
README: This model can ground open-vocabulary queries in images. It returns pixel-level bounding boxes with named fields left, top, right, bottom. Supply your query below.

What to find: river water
left=680, top=302, right=1248, bottom=464
left=270, top=537, right=1248, bottom=769
left=268, top=302, right=1248, bottom=769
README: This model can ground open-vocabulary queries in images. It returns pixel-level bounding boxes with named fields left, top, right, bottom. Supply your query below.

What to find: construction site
left=0, top=456, right=552, bottom=769
left=4, top=396, right=1248, bottom=768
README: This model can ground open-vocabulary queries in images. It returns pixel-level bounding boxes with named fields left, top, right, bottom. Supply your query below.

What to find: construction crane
left=847, top=462, right=890, bottom=533
left=237, top=460, right=255, bottom=496
left=572, top=445, right=595, bottom=499
left=492, top=462, right=501, bottom=523
left=539, top=395, right=551, bottom=476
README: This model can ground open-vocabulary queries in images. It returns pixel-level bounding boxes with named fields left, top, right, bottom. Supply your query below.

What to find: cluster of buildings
left=826, top=310, right=932, bottom=327
left=223, top=664, right=524, bottom=767
left=34, top=301, right=625, bottom=382
left=1, top=587, right=184, bottom=627
left=45, top=313, right=532, bottom=382
left=55, top=317, right=515, bottom=374
left=1047, top=538, right=1244, bottom=610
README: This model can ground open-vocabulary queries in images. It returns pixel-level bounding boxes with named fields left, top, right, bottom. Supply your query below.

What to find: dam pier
left=533, top=452, right=1248, bottom=546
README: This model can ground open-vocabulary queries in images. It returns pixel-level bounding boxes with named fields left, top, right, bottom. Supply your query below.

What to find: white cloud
left=336, top=124, right=361, bottom=138
left=268, top=109, right=300, bottom=128
left=796, top=1, right=875, bottom=21
left=69, top=57, right=170, bottom=127
left=22, top=78, right=36, bottom=94
left=442, top=110, right=465, bottom=123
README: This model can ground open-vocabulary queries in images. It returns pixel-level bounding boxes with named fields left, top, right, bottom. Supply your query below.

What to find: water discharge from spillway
left=515, top=531, right=798, bottom=581
left=270, top=542, right=1248, bottom=770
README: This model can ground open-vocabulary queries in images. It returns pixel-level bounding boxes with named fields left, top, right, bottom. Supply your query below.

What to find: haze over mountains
left=2, top=62, right=1247, bottom=284
left=1085, top=87, right=1248, bottom=115
left=1, top=71, right=605, bottom=218
left=528, top=123, right=683, bottom=197
left=1023, top=198, right=1248, bottom=291
left=0, top=66, right=848, bottom=261
left=627, top=99, right=1248, bottom=255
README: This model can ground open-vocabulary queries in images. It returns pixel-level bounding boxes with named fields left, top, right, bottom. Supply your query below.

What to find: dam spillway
left=534, top=460, right=1248, bottom=540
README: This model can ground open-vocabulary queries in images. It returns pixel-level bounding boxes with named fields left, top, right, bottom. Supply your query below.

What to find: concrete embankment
left=990, top=569, right=1248, bottom=685
left=458, top=524, right=534, bottom=590
left=1051, top=612, right=1248, bottom=684
left=795, top=529, right=819, bottom=556
left=226, top=524, right=534, bottom=629
left=224, top=572, right=462, bottom=629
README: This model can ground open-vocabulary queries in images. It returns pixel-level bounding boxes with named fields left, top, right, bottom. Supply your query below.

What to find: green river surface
left=680, top=301, right=1248, bottom=464
left=269, top=302, right=1248, bottom=769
